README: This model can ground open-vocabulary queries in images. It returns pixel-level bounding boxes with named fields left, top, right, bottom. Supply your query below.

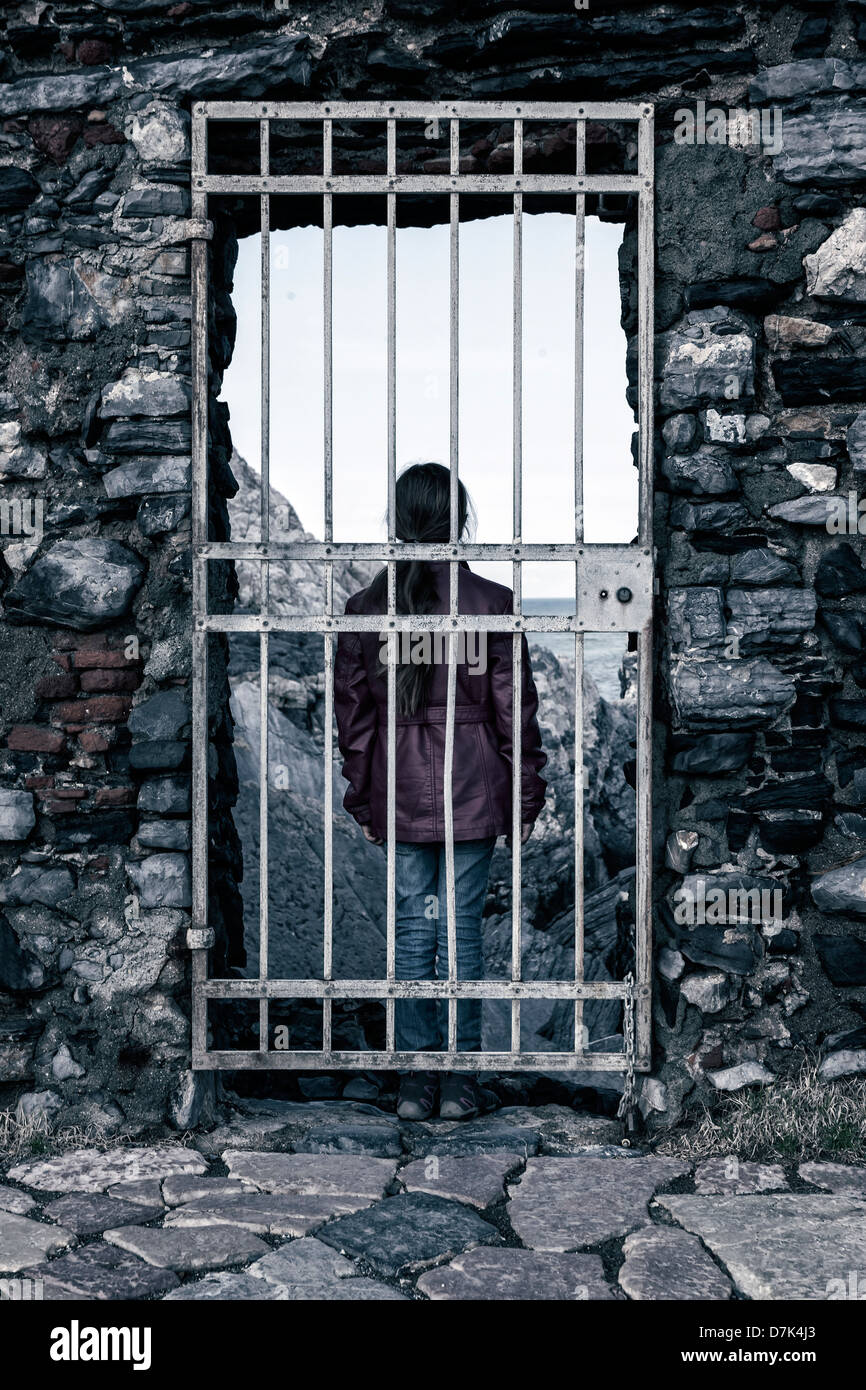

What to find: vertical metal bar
left=573, top=115, right=587, bottom=1054
left=445, top=116, right=460, bottom=1053
left=510, top=116, right=523, bottom=1056
left=322, top=117, right=334, bottom=1054
left=190, top=104, right=209, bottom=1062
left=635, top=107, right=655, bottom=1064
left=386, top=117, right=397, bottom=1052
left=258, top=118, right=270, bottom=1051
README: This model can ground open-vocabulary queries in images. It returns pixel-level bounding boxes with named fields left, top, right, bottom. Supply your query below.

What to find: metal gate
left=189, top=101, right=654, bottom=1074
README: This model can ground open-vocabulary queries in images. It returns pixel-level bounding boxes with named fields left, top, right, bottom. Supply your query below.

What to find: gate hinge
left=184, top=218, right=214, bottom=241
left=187, top=927, right=215, bottom=950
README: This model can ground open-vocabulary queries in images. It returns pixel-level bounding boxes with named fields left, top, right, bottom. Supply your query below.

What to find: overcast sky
left=220, top=213, right=636, bottom=598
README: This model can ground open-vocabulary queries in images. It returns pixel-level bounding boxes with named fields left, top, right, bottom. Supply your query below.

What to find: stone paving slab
left=163, top=1191, right=372, bottom=1237
left=317, top=1191, right=502, bottom=1277
left=799, top=1162, right=866, bottom=1195
left=193, top=1116, right=296, bottom=1154
left=162, top=1175, right=250, bottom=1206
left=417, top=1247, right=618, bottom=1300
left=23, top=1242, right=179, bottom=1300
left=107, top=1179, right=166, bottom=1207
left=618, top=1225, right=733, bottom=1300
left=42, top=1193, right=164, bottom=1234
left=404, top=1117, right=542, bottom=1159
left=223, top=1151, right=396, bottom=1198
left=507, top=1156, right=690, bottom=1250
left=399, top=1154, right=520, bottom=1209
left=103, top=1222, right=269, bottom=1272
left=248, top=1235, right=357, bottom=1287
left=655, top=1194, right=866, bottom=1300
left=291, top=1121, right=403, bottom=1158
left=8, top=1145, right=207, bottom=1194
left=694, top=1157, right=788, bottom=1195
left=164, top=1271, right=284, bottom=1300
left=496, top=1106, right=623, bottom=1154
left=0, top=1184, right=35, bottom=1216
left=288, top=1277, right=408, bottom=1300
left=0, top=1210, right=76, bottom=1273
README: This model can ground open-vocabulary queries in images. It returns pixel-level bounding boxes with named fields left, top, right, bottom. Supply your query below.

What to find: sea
left=523, top=597, right=627, bottom=703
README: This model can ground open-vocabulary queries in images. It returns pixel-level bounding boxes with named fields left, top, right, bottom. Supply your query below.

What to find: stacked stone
left=0, top=16, right=310, bottom=1132
left=646, top=51, right=866, bottom=1124
left=2, top=3, right=866, bottom=1136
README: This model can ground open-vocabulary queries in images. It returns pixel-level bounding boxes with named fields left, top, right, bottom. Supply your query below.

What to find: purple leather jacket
left=334, top=562, right=547, bottom=843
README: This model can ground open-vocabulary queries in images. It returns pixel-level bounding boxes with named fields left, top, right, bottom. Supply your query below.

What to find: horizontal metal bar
left=200, top=977, right=634, bottom=1000
left=194, top=1050, right=646, bottom=1073
left=196, top=174, right=642, bottom=196
left=196, top=613, right=648, bottom=634
left=198, top=100, right=651, bottom=122
left=199, top=541, right=651, bottom=562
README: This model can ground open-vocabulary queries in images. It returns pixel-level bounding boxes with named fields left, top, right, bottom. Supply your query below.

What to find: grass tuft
left=657, top=1056, right=866, bottom=1164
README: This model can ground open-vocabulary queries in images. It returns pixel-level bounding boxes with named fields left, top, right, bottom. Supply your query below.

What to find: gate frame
left=189, top=100, right=654, bottom=1073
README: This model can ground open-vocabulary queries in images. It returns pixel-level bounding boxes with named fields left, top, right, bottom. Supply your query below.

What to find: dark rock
left=829, top=699, right=866, bottom=731
left=731, top=549, right=799, bottom=586
left=21, top=259, right=101, bottom=344
left=0, top=912, right=44, bottom=993
left=122, top=185, right=190, bottom=217
left=819, top=610, right=866, bottom=653
left=756, top=809, right=824, bottom=853
left=792, top=193, right=843, bottom=218
left=670, top=733, right=754, bottom=774
left=662, top=447, right=737, bottom=496
left=25, top=1241, right=179, bottom=1300
left=765, top=928, right=800, bottom=954
left=678, top=926, right=761, bottom=976
left=816, top=544, right=866, bottom=598
left=725, top=587, right=816, bottom=648
left=137, top=777, right=190, bottom=814
left=5, top=539, right=145, bottom=629
left=102, top=420, right=191, bottom=455
left=292, top=1122, right=403, bottom=1158
left=773, top=358, right=866, bottom=406
left=685, top=279, right=788, bottom=313
left=128, top=741, right=189, bottom=771
left=128, top=690, right=190, bottom=742
left=137, top=495, right=190, bottom=536
left=317, top=1192, right=501, bottom=1278
left=662, top=414, right=697, bottom=452
left=814, top=934, right=866, bottom=984
left=0, top=167, right=40, bottom=212
left=669, top=500, right=752, bottom=536
left=671, top=657, right=795, bottom=729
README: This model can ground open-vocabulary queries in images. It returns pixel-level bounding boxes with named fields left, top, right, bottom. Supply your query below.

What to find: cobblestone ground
left=2, top=1101, right=865, bottom=1301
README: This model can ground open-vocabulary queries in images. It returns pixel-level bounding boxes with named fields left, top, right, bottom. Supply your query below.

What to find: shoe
left=397, top=1070, right=438, bottom=1120
left=439, top=1073, right=495, bottom=1121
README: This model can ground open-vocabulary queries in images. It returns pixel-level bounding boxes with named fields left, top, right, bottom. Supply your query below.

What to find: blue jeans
left=391, top=837, right=496, bottom=1055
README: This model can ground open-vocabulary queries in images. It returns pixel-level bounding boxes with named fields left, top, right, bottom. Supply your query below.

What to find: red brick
left=93, top=786, right=136, bottom=807
left=73, top=650, right=140, bottom=670
left=50, top=651, right=73, bottom=671
left=7, top=725, right=66, bottom=753
left=37, top=786, right=86, bottom=800
left=80, top=669, right=139, bottom=693
left=51, top=696, right=132, bottom=724
left=25, top=775, right=54, bottom=790
left=63, top=725, right=86, bottom=734
left=36, top=673, right=79, bottom=699
left=39, top=801, right=80, bottom=815
left=84, top=856, right=109, bottom=873
left=78, top=728, right=116, bottom=753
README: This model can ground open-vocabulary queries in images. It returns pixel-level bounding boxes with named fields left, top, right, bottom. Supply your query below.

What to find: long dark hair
left=368, top=462, right=474, bottom=716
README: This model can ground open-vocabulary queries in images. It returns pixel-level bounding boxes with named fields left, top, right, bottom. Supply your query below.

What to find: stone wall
left=1, top=1, right=865, bottom=1134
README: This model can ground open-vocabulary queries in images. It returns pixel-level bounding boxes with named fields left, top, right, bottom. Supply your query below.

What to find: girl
left=334, top=463, right=547, bottom=1121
